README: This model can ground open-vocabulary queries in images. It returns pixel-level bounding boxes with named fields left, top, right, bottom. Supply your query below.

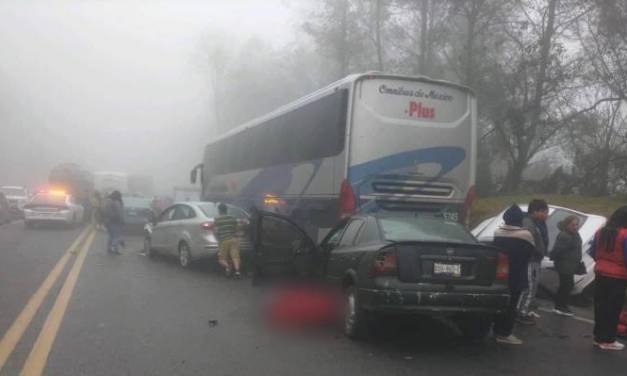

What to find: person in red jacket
left=591, top=206, right=627, bottom=351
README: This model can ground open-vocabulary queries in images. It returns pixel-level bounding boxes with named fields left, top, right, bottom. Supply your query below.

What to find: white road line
left=537, top=307, right=595, bottom=325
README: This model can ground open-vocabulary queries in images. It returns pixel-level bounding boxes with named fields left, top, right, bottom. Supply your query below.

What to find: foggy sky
left=0, top=0, right=293, bottom=194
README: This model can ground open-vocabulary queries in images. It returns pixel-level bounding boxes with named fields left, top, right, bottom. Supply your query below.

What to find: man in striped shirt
left=216, top=203, right=241, bottom=278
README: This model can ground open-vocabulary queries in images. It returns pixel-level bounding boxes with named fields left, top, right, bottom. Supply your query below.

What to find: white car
left=0, top=185, right=30, bottom=218
left=23, top=191, right=84, bottom=228
left=472, top=204, right=606, bottom=297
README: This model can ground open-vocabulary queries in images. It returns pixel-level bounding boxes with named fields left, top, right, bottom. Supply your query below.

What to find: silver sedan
left=143, top=201, right=252, bottom=268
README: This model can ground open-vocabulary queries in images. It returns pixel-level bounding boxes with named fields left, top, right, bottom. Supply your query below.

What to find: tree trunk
left=503, top=157, right=527, bottom=193
left=374, top=0, right=384, bottom=71
left=529, top=0, right=558, bottom=135
left=463, top=2, right=479, bottom=87
left=418, top=0, right=429, bottom=75
left=337, top=0, right=350, bottom=78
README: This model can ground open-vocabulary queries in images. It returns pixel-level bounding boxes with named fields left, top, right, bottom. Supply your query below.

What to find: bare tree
left=303, top=0, right=366, bottom=79
left=567, top=99, right=627, bottom=195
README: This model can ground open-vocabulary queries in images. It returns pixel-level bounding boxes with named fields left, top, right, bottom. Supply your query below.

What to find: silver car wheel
left=179, top=243, right=191, bottom=268
left=345, top=290, right=356, bottom=334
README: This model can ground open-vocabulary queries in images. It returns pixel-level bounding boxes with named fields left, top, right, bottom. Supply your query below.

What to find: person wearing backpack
left=550, top=215, right=582, bottom=317
left=103, top=191, right=124, bottom=254
left=493, top=204, right=535, bottom=345
left=591, top=206, right=627, bottom=351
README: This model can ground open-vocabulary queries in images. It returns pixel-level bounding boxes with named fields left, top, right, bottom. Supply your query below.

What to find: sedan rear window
left=379, top=216, right=477, bottom=244
left=198, top=203, right=219, bottom=218
left=29, top=194, right=67, bottom=206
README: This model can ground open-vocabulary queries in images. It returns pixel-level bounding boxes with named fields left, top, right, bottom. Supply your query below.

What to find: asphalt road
left=1, top=220, right=626, bottom=376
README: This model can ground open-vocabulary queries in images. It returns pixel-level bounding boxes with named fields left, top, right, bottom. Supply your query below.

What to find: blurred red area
left=265, top=283, right=342, bottom=329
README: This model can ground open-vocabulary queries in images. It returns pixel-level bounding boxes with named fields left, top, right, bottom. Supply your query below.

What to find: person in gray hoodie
left=518, top=199, right=549, bottom=324
left=550, top=215, right=582, bottom=316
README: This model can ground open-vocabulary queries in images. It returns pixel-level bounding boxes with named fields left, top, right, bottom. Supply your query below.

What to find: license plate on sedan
left=434, top=262, right=461, bottom=277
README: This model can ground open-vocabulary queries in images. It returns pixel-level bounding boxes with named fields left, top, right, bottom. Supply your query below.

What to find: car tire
left=457, top=314, right=492, bottom=340
left=343, top=286, right=370, bottom=340
left=178, top=242, right=192, bottom=268
left=143, top=237, right=154, bottom=258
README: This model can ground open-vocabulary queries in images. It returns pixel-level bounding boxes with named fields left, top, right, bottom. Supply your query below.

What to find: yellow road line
left=20, top=229, right=96, bottom=376
left=0, top=226, right=92, bottom=372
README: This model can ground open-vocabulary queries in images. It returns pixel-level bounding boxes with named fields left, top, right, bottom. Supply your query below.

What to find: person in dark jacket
left=591, top=206, right=627, bottom=351
left=493, top=204, right=535, bottom=345
left=518, top=199, right=549, bottom=324
left=550, top=215, right=582, bottom=316
left=103, top=191, right=124, bottom=254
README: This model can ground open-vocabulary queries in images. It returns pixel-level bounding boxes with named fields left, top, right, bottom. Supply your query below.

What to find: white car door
left=151, top=206, right=177, bottom=251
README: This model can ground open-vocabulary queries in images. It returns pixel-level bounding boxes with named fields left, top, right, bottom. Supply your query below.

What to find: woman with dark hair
left=591, top=206, right=627, bottom=350
left=550, top=215, right=582, bottom=316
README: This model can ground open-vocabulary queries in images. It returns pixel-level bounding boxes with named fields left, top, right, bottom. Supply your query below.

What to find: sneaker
left=553, top=307, right=574, bottom=317
left=528, top=311, right=541, bottom=319
left=516, top=315, right=536, bottom=326
left=234, top=272, right=242, bottom=279
left=598, top=341, right=625, bottom=351
left=496, top=335, right=523, bottom=345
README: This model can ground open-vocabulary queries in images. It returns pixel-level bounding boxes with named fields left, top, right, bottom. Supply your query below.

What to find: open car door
left=253, top=211, right=321, bottom=283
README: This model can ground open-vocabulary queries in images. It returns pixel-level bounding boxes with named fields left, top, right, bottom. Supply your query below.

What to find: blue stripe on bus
left=348, top=146, right=466, bottom=184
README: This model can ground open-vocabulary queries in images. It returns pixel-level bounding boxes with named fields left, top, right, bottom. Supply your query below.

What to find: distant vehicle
left=122, top=196, right=155, bottom=230
left=0, top=185, right=29, bottom=218
left=49, top=163, right=94, bottom=218
left=23, top=190, right=85, bottom=228
left=143, top=202, right=252, bottom=268
left=192, top=73, right=477, bottom=243
left=471, top=204, right=606, bottom=298
left=128, top=174, right=154, bottom=197
left=253, top=211, right=509, bottom=339
left=0, top=193, right=12, bottom=225
left=172, top=186, right=200, bottom=202
left=94, top=171, right=128, bottom=195
left=150, top=196, right=173, bottom=216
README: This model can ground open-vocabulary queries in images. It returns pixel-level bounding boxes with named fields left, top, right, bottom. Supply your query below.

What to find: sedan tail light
left=201, top=219, right=215, bottom=231
left=371, top=248, right=397, bottom=276
left=495, top=252, right=509, bottom=281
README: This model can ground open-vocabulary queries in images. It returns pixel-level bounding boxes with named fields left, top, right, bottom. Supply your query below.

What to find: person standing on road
left=103, top=190, right=124, bottom=255
left=215, top=203, right=241, bottom=278
left=493, top=204, right=535, bottom=345
left=591, top=206, right=627, bottom=351
left=518, top=199, right=549, bottom=325
left=90, top=191, right=103, bottom=231
left=550, top=215, right=582, bottom=317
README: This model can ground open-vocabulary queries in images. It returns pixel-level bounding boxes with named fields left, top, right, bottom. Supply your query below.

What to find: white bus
left=191, top=73, right=476, bottom=239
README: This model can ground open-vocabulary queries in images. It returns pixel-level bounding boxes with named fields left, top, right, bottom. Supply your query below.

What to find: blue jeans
left=106, top=223, right=122, bottom=253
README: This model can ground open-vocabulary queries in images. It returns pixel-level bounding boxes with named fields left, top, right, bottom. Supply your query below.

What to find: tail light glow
left=496, top=252, right=509, bottom=281
left=371, top=249, right=397, bottom=276
left=201, top=219, right=215, bottom=231
left=460, top=185, right=476, bottom=227
left=339, top=179, right=356, bottom=218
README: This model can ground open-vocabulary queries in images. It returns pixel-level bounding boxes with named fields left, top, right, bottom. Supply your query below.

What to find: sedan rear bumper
left=358, top=288, right=510, bottom=315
